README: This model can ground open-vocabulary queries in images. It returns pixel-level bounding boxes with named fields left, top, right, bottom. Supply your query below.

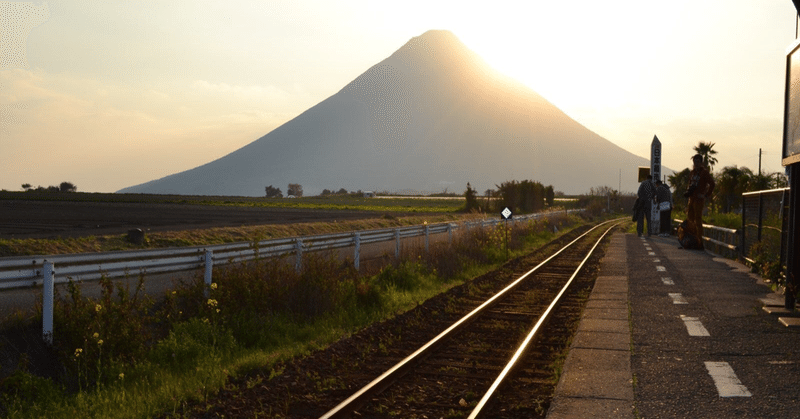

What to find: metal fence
left=742, top=188, right=790, bottom=267
left=671, top=188, right=790, bottom=265
left=699, top=224, right=740, bottom=260
left=1, top=210, right=576, bottom=343
left=0, top=212, right=559, bottom=291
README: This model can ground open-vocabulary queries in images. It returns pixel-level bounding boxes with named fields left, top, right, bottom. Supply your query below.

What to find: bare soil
left=0, top=199, right=404, bottom=240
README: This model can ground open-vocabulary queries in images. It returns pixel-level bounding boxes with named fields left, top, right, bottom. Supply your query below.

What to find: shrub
left=749, top=241, right=784, bottom=285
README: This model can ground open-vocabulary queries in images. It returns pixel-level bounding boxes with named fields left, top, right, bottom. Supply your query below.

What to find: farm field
left=0, top=191, right=464, bottom=239
left=0, top=191, right=471, bottom=256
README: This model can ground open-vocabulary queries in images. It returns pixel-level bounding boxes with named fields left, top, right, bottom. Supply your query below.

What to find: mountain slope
left=118, top=30, right=657, bottom=196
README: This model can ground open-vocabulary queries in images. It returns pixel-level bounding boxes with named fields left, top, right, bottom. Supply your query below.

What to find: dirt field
left=0, top=199, right=400, bottom=240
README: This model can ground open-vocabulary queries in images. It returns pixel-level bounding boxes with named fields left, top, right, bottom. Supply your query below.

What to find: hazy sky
left=1, top=0, right=798, bottom=193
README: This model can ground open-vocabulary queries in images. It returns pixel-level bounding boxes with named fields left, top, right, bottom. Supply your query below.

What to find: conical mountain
left=118, top=30, right=655, bottom=197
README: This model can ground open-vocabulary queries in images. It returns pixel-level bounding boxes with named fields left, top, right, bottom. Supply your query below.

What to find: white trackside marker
left=662, top=277, right=674, bottom=285
left=680, top=315, right=710, bottom=336
left=669, top=293, right=688, bottom=304
left=656, top=266, right=666, bottom=272
left=704, top=362, right=752, bottom=397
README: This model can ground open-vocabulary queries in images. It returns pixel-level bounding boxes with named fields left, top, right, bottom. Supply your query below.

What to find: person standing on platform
left=635, top=175, right=656, bottom=237
left=683, top=154, right=715, bottom=249
left=655, top=180, right=673, bottom=236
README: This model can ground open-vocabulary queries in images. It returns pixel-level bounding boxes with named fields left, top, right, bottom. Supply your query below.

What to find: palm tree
left=715, top=165, right=752, bottom=213
left=693, top=141, right=718, bottom=171
left=667, top=168, right=691, bottom=213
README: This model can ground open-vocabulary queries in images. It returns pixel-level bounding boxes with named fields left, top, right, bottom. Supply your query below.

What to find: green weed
left=0, top=213, right=585, bottom=419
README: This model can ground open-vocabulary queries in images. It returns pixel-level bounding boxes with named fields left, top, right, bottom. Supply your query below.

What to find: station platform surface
left=547, top=232, right=800, bottom=418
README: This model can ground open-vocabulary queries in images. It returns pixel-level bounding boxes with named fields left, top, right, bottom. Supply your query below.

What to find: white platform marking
left=704, top=362, right=752, bottom=397
left=669, top=293, right=688, bottom=304
left=680, top=315, right=710, bottom=336
left=661, top=277, right=674, bottom=285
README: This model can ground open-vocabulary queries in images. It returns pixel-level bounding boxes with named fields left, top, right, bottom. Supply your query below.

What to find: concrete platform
left=547, top=231, right=800, bottom=418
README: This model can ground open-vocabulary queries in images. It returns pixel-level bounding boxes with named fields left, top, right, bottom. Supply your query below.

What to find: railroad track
left=319, top=220, right=621, bottom=419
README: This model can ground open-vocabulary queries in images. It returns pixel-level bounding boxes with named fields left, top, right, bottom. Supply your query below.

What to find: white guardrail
left=0, top=213, right=556, bottom=291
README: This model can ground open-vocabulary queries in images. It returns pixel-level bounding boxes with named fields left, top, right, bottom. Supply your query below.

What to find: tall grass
left=0, top=213, right=584, bottom=418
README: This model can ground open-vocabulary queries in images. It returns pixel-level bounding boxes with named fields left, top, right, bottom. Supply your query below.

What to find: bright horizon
left=1, top=0, right=797, bottom=194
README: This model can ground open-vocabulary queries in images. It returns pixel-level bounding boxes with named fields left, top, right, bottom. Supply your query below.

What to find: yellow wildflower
left=95, top=304, right=102, bottom=312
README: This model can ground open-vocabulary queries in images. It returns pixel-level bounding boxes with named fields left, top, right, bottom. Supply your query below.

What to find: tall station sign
left=650, top=135, right=661, bottom=235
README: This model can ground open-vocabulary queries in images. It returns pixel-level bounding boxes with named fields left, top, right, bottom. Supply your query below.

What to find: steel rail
left=467, top=221, right=621, bottom=418
left=318, top=219, right=618, bottom=419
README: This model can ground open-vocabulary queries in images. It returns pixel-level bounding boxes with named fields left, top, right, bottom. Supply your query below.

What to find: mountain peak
left=390, top=29, right=475, bottom=65
left=119, top=30, right=653, bottom=196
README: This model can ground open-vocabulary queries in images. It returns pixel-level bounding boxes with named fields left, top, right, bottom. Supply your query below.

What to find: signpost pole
left=501, top=207, right=512, bottom=260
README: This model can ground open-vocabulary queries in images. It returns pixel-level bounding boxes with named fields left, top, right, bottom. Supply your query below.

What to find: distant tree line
left=319, top=188, right=349, bottom=196
left=667, top=165, right=787, bottom=214
left=265, top=183, right=304, bottom=198
left=666, top=141, right=788, bottom=214
left=463, top=180, right=555, bottom=214
left=22, top=182, right=77, bottom=193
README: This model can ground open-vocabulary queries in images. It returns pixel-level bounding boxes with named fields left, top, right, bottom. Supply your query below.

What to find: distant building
left=363, top=191, right=375, bottom=198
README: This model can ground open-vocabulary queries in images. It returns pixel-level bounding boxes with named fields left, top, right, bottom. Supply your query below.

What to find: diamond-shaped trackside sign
left=501, top=207, right=512, bottom=220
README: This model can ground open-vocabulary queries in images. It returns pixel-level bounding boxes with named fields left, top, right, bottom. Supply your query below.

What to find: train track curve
left=320, top=220, right=621, bottom=418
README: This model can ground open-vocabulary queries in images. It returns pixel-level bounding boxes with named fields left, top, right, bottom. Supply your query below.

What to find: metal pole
left=786, top=165, right=799, bottom=309
left=424, top=225, right=429, bottom=253
left=395, top=229, right=400, bottom=260
left=741, top=196, right=747, bottom=260
left=758, top=193, right=764, bottom=243
left=42, top=261, right=54, bottom=345
left=204, top=249, right=213, bottom=298
left=354, top=233, right=361, bottom=271
left=295, top=238, right=303, bottom=273
left=505, top=219, right=509, bottom=260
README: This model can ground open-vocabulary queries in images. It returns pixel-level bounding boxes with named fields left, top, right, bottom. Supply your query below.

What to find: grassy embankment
left=1, top=193, right=593, bottom=418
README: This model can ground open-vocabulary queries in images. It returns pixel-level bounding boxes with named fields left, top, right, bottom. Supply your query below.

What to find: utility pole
left=758, top=148, right=762, bottom=176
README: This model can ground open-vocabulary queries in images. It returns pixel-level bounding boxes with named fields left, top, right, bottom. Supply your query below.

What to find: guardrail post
left=424, top=224, right=430, bottom=253
left=447, top=224, right=453, bottom=244
left=295, top=239, right=303, bottom=273
left=43, top=261, right=54, bottom=345
left=741, top=198, right=747, bottom=259
left=354, top=233, right=361, bottom=271
left=395, top=229, right=401, bottom=260
left=758, top=193, right=764, bottom=242
left=204, top=249, right=213, bottom=298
